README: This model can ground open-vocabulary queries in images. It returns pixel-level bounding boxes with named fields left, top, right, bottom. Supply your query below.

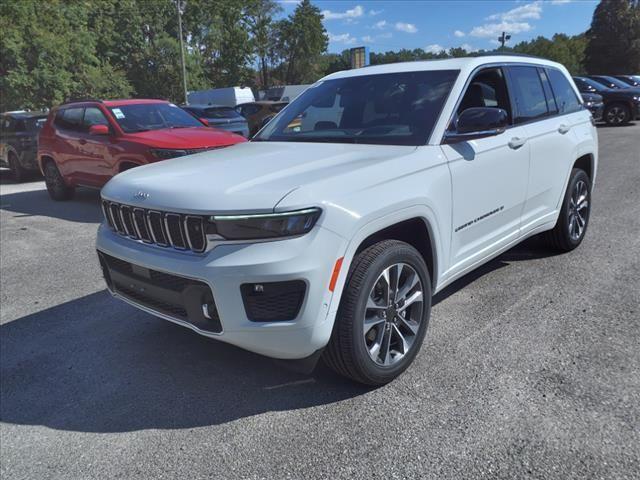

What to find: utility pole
left=497, top=31, right=511, bottom=51
left=176, top=0, right=188, bottom=105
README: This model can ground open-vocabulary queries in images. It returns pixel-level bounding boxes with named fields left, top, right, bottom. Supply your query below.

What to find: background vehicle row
left=574, top=76, right=640, bottom=125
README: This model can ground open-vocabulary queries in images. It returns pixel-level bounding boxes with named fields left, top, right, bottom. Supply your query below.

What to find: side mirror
left=444, top=107, right=508, bottom=144
left=199, top=118, right=210, bottom=127
left=89, top=124, right=109, bottom=136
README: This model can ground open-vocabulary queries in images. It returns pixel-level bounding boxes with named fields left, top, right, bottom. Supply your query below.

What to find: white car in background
left=97, top=55, right=597, bottom=385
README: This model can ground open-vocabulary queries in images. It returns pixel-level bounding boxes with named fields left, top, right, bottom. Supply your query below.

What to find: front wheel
left=604, top=103, right=631, bottom=126
left=43, top=161, right=75, bottom=201
left=543, top=168, right=591, bottom=252
left=323, top=240, right=431, bottom=385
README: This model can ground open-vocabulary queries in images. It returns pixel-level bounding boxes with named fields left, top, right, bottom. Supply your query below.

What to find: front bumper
left=586, top=103, right=604, bottom=121
left=96, top=223, right=347, bottom=359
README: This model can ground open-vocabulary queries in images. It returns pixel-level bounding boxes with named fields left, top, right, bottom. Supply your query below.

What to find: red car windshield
left=109, top=103, right=203, bottom=133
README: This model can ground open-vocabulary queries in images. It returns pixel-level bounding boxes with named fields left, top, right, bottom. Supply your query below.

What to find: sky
left=278, top=0, right=599, bottom=54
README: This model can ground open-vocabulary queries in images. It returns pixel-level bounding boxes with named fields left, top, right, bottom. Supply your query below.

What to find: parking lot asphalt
left=1, top=124, right=639, bottom=480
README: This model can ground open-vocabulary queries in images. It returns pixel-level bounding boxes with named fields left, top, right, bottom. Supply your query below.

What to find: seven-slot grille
left=102, top=200, right=207, bottom=253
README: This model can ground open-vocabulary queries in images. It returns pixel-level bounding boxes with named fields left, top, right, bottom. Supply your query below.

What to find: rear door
left=507, top=66, right=580, bottom=231
left=443, top=67, right=530, bottom=274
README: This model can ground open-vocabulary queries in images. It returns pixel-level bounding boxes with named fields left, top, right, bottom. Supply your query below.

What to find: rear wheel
left=543, top=168, right=591, bottom=252
left=323, top=240, right=431, bottom=385
left=43, top=161, right=74, bottom=201
left=8, top=152, right=27, bottom=182
left=604, top=103, right=631, bottom=126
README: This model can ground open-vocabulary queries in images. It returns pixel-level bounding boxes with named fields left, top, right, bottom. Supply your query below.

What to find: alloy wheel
left=568, top=179, right=589, bottom=241
left=363, top=263, right=424, bottom=367
left=606, top=106, right=627, bottom=125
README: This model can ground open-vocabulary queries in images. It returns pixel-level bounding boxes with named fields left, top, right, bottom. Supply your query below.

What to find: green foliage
left=245, top=0, right=282, bottom=88
left=512, top=34, right=587, bottom=74
left=273, top=0, right=328, bottom=84
left=3, top=0, right=635, bottom=111
left=584, top=0, right=640, bottom=74
left=1, top=0, right=323, bottom=110
left=0, top=0, right=132, bottom=110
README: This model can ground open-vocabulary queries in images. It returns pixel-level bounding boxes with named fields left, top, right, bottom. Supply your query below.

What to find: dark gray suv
left=0, top=111, right=48, bottom=181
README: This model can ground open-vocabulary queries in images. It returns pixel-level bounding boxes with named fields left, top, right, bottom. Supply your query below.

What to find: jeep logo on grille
left=133, top=191, right=149, bottom=200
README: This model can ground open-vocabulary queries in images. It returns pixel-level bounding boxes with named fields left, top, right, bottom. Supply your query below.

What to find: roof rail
left=62, top=97, right=103, bottom=105
left=475, top=52, right=546, bottom=60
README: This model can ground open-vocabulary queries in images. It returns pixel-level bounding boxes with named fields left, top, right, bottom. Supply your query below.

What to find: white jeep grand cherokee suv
left=97, top=56, right=597, bottom=385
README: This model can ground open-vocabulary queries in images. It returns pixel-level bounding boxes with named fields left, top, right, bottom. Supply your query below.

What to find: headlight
left=208, top=208, right=321, bottom=240
left=150, top=148, right=188, bottom=160
left=633, top=96, right=640, bottom=102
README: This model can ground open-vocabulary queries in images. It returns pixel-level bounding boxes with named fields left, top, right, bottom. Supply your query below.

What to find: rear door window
left=507, top=66, right=549, bottom=124
left=546, top=69, right=582, bottom=115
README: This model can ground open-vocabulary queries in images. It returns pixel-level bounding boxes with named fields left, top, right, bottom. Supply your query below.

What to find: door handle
left=558, top=124, right=571, bottom=134
left=508, top=137, right=527, bottom=149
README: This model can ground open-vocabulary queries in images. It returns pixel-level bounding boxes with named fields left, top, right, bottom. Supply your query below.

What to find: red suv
left=38, top=99, right=246, bottom=200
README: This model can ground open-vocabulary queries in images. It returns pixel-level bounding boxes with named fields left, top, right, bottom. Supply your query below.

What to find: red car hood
left=122, top=127, right=245, bottom=148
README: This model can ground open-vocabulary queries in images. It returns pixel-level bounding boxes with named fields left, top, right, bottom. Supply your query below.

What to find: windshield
left=254, top=69, right=459, bottom=146
left=109, top=103, right=203, bottom=133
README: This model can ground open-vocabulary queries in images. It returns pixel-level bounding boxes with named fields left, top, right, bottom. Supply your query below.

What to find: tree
left=584, top=0, right=640, bottom=74
left=0, top=0, right=132, bottom=110
left=128, top=34, right=207, bottom=101
left=246, top=0, right=282, bottom=88
left=274, top=0, right=328, bottom=84
left=513, top=33, right=587, bottom=74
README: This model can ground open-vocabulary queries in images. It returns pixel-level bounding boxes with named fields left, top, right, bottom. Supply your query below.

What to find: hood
left=101, top=141, right=416, bottom=214
left=122, top=127, right=245, bottom=148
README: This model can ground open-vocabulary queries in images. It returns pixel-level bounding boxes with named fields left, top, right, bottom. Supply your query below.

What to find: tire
left=8, top=152, right=27, bottom=183
left=43, top=161, right=75, bottom=201
left=543, top=168, right=591, bottom=252
left=323, top=240, right=432, bottom=385
left=604, top=103, right=631, bottom=126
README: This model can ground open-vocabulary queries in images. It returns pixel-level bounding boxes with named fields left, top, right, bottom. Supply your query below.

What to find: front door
left=75, top=106, right=114, bottom=186
left=442, top=67, right=530, bottom=275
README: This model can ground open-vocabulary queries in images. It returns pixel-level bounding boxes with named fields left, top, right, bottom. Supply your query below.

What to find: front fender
left=324, top=203, right=445, bottom=323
